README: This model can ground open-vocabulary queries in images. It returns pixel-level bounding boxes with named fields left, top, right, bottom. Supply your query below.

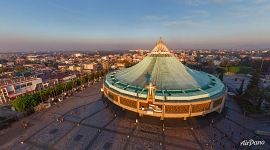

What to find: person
left=21, top=121, right=29, bottom=129
left=210, top=119, right=214, bottom=127
left=21, top=121, right=25, bottom=128
left=61, top=117, right=64, bottom=122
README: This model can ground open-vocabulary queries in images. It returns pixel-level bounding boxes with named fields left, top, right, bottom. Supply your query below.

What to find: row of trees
left=12, top=71, right=107, bottom=112
left=236, top=69, right=270, bottom=113
left=244, top=69, right=270, bottom=108
left=234, top=69, right=261, bottom=113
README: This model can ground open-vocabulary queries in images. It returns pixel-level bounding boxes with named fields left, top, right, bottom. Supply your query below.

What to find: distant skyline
left=1, top=0, right=270, bottom=51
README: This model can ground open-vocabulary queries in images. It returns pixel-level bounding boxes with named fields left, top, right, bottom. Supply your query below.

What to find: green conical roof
left=114, top=38, right=211, bottom=90
left=105, top=38, right=225, bottom=101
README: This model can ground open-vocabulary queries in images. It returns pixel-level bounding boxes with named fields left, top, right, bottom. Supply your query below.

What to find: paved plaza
left=0, top=81, right=270, bottom=150
left=223, top=74, right=251, bottom=93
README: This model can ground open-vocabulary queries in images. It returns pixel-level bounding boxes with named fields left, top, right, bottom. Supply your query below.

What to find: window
left=15, top=85, right=20, bottom=90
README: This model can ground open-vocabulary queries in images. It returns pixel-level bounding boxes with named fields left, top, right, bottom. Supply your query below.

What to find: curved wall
left=103, top=84, right=226, bottom=119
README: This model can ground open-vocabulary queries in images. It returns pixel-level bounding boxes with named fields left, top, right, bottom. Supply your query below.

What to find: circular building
left=103, top=38, right=226, bottom=120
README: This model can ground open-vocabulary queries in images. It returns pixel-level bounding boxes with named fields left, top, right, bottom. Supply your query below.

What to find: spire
left=151, top=37, right=171, bottom=54
left=156, top=37, right=164, bottom=45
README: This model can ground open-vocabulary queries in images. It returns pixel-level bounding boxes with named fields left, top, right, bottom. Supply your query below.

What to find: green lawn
left=223, top=66, right=252, bottom=74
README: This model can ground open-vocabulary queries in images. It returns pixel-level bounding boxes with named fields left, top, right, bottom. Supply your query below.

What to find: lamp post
left=260, top=58, right=264, bottom=72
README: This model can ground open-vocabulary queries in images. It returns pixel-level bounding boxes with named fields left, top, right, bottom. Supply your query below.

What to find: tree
left=15, top=66, right=27, bottom=73
left=83, top=75, right=89, bottom=83
left=264, top=86, right=270, bottom=103
left=12, top=95, right=37, bottom=112
left=12, top=75, right=100, bottom=112
left=40, top=88, right=51, bottom=100
left=12, top=97, right=27, bottom=112
left=55, top=84, right=64, bottom=95
left=31, top=92, right=42, bottom=106
left=247, top=69, right=260, bottom=90
left=66, top=81, right=73, bottom=91
left=76, top=79, right=81, bottom=86
left=244, top=69, right=263, bottom=108
left=94, top=72, right=100, bottom=79
left=81, top=76, right=87, bottom=84
left=207, top=60, right=214, bottom=67
left=216, top=67, right=225, bottom=81
left=220, top=60, right=229, bottom=67
left=237, top=79, right=245, bottom=95
left=100, top=71, right=105, bottom=77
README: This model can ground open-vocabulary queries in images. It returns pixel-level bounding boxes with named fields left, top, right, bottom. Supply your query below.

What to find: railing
left=191, top=102, right=211, bottom=113
left=120, top=97, right=137, bottom=109
left=165, top=105, right=189, bottom=114
left=108, top=92, right=117, bottom=101
left=105, top=84, right=225, bottom=116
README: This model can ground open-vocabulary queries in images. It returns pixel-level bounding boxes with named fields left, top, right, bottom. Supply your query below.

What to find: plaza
left=0, top=81, right=269, bottom=150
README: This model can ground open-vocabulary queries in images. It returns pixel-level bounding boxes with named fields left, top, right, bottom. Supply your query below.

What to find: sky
left=0, top=0, right=270, bottom=51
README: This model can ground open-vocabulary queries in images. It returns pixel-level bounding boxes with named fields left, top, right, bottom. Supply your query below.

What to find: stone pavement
left=0, top=81, right=270, bottom=150
left=223, top=74, right=250, bottom=93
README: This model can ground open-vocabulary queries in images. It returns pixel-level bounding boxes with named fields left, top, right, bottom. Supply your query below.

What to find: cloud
left=252, top=0, right=270, bottom=4
left=183, top=0, right=205, bottom=6
left=182, top=10, right=209, bottom=20
left=141, top=15, right=168, bottom=21
left=228, top=1, right=270, bottom=18
left=163, top=20, right=199, bottom=28
left=162, top=10, right=208, bottom=28
left=140, top=9, right=209, bottom=29
left=183, top=0, right=232, bottom=6
left=182, top=0, right=261, bottom=6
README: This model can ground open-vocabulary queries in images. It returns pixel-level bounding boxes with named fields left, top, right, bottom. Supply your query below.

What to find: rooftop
left=105, top=39, right=225, bottom=101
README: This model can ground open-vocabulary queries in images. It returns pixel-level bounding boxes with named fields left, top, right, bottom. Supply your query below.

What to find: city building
left=26, top=55, right=40, bottom=62
left=73, top=53, right=83, bottom=57
left=68, top=65, right=83, bottom=72
left=103, top=38, right=227, bottom=120
left=101, top=60, right=110, bottom=71
left=0, top=77, right=43, bottom=104
left=115, top=63, right=125, bottom=69
left=83, top=63, right=97, bottom=72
